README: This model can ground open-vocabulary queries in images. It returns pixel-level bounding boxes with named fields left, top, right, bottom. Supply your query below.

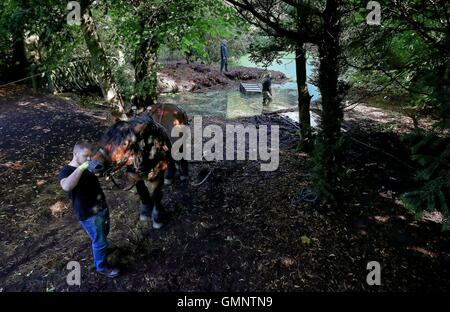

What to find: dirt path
left=1, top=86, right=449, bottom=291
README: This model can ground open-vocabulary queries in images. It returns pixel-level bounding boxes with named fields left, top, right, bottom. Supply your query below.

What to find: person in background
left=262, top=72, right=273, bottom=106
left=59, top=141, right=120, bottom=278
left=220, top=39, right=229, bottom=73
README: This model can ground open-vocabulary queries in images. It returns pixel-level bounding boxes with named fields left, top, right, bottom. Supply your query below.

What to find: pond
left=160, top=53, right=320, bottom=124
left=235, top=53, right=319, bottom=97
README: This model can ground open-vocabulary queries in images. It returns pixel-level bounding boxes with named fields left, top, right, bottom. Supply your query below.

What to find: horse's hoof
left=139, top=215, right=151, bottom=222
left=164, top=178, right=173, bottom=185
left=152, top=221, right=163, bottom=229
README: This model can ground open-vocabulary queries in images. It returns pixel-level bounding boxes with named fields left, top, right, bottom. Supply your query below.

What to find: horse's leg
left=178, top=159, right=189, bottom=181
left=164, top=158, right=176, bottom=185
left=149, top=175, right=164, bottom=229
left=135, top=179, right=153, bottom=222
left=174, top=139, right=189, bottom=181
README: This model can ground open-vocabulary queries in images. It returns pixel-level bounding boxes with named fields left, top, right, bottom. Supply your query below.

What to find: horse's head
left=150, top=103, right=188, bottom=141
left=90, top=118, right=148, bottom=174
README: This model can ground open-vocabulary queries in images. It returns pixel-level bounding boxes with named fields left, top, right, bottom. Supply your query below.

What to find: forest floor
left=1, top=83, right=450, bottom=292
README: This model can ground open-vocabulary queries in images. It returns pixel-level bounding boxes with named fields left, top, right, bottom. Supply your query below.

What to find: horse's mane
left=101, top=120, right=135, bottom=147
left=101, top=113, right=169, bottom=147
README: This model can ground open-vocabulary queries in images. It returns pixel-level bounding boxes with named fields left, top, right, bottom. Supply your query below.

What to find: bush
left=401, top=132, right=450, bottom=230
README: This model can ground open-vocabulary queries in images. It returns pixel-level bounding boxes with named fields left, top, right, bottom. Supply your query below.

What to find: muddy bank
left=157, top=62, right=287, bottom=93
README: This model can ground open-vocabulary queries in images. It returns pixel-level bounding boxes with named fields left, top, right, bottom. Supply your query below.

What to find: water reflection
left=160, top=88, right=299, bottom=120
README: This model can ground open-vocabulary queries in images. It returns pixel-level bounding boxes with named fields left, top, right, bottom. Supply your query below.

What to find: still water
left=160, top=53, right=320, bottom=122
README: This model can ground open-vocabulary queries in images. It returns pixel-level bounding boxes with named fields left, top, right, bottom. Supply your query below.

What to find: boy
left=59, top=142, right=119, bottom=278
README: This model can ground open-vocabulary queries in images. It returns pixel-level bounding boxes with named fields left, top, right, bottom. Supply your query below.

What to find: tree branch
left=226, top=0, right=319, bottom=43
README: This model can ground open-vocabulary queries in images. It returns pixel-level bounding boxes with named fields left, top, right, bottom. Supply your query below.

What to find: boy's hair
left=73, top=141, right=93, bottom=155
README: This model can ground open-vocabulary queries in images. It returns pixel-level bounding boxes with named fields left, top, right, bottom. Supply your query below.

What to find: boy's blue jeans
left=80, top=208, right=110, bottom=271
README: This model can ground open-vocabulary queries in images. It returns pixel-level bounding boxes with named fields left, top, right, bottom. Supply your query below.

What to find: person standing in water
left=262, top=72, right=273, bottom=106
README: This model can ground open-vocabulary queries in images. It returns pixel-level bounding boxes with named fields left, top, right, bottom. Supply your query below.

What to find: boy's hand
left=79, top=161, right=89, bottom=172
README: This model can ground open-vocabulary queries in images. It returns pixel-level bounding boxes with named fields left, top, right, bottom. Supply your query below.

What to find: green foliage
left=0, top=0, right=87, bottom=84
left=401, top=133, right=450, bottom=230
left=160, top=1, right=249, bottom=64
left=201, top=28, right=253, bottom=64
left=343, top=0, right=450, bottom=222
left=343, top=0, right=449, bottom=124
left=0, top=0, right=246, bottom=91
left=99, top=0, right=247, bottom=104
left=248, top=35, right=291, bottom=68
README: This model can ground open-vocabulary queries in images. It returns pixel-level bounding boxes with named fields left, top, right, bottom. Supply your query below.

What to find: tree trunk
left=295, top=44, right=313, bottom=152
left=133, top=36, right=159, bottom=109
left=10, top=38, right=29, bottom=82
left=80, top=5, right=124, bottom=113
left=10, top=0, right=29, bottom=82
left=313, top=0, right=344, bottom=204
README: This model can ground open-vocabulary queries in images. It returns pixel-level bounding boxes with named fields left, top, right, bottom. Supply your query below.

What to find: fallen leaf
left=281, top=256, right=297, bottom=267
left=49, top=201, right=67, bottom=217
left=300, top=235, right=311, bottom=246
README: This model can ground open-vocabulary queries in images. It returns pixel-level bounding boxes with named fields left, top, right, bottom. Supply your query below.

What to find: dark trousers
left=220, top=58, right=228, bottom=72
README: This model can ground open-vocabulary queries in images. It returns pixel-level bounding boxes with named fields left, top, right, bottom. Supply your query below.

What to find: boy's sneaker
left=152, top=220, right=163, bottom=229
left=97, top=267, right=120, bottom=278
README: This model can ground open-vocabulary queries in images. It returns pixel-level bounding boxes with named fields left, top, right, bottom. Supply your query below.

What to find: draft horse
left=89, top=104, right=189, bottom=229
